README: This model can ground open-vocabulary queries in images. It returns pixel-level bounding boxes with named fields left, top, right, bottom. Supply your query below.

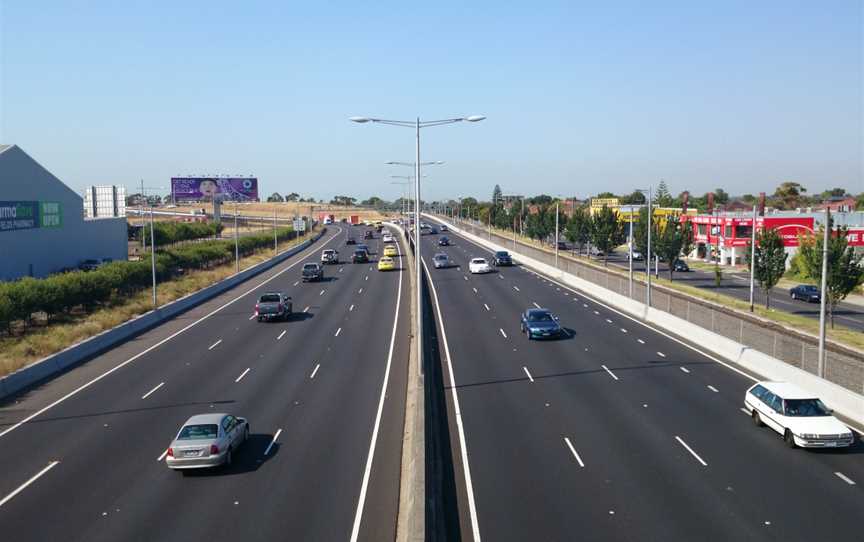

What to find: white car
left=382, top=233, right=394, bottom=243
left=469, top=258, right=493, bottom=274
left=744, top=381, right=854, bottom=448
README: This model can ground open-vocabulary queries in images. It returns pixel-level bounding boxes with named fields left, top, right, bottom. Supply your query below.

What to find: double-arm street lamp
left=350, top=115, right=485, bottom=376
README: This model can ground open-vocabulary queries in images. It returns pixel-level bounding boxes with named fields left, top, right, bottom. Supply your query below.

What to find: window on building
left=735, top=225, right=752, bottom=238
left=698, top=224, right=706, bottom=235
left=725, top=226, right=733, bottom=238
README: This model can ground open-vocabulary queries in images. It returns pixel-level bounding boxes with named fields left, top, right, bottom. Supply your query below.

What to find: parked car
left=321, top=249, right=339, bottom=265
left=520, top=308, right=564, bottom=340
left=672, top=259, right=690, bottom=272
left=302, top=263, right=324, bottom=282
left=255, top=292, right=292, bottom=322
left=790, top=285, right=821, bottom=303
left=165, top=413, right=250, bottom=471
left=346, top=236, right=357, bottom=245
left=744, top=382, right=854, bottom=448
left=438, top=236, right=450, bottom=246
left=433, top=253, right=451, bottom=269
left=78, top=259, right=102, bottom=271
left=492, top=251, right=512, bottom=266
left=469, top=258, right=493, bottom=274
left=352, top=249, right=369, bottom=263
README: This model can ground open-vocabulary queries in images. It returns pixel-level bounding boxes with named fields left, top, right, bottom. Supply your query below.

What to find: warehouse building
left=0, top=144, right=127, bottom=280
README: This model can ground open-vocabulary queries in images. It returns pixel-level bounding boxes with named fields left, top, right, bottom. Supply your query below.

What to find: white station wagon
left=744, top=382, right=854, bottom=448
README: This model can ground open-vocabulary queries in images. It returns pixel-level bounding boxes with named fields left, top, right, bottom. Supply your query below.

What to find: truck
left=255, top=292, right=292, bottom=322
left=302, top=263, right=324, bottom=282
left=350, top=215, right=360, bottom=225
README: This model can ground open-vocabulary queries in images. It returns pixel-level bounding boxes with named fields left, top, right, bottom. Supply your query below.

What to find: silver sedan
left=165, top=413, right=249, bottom=471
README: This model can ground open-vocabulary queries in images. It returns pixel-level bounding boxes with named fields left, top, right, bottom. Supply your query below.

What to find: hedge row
left=0, top=227, right=299, bottom=332
left=140, top=220, right=224, bottom=246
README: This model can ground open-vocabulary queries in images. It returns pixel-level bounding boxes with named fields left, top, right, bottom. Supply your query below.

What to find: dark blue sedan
left=520, top=308, right=564, bottom=340
left=790, top=284, right=820, bottom=303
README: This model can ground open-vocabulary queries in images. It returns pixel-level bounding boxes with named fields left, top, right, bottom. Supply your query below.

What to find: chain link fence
left=452, top=217, right=864, bottom=395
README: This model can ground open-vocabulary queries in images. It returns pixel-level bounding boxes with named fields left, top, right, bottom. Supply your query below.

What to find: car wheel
left=784, top=429, right=797, bottom=448
left=225, top=448, right=233, bottom=466
left=751, top=410, right=763, bottom=427
left=244, top=426, right=249, bottom=442
left=257, top=316, right=262, bottom=322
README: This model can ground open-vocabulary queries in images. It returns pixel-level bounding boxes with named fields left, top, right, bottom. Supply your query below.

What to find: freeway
left=601, top=251, right=864, bottom=332
left=421, top=221, right=864, bottom=542
left=0, top=224, right=409, bottom=542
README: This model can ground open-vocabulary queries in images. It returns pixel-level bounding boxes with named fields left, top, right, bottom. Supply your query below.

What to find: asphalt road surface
left=421, top=221, right=864, bottom=542
left=0, top=224, right=409, bottom=542
left=601, top=252, right=864, bottom=332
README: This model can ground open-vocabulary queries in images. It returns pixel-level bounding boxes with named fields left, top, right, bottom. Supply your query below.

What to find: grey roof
left=183, top=413, right=229, bottom=424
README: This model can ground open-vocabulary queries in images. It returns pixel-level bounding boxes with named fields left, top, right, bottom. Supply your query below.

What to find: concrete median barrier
left=0, top=229, right=326, bottom=401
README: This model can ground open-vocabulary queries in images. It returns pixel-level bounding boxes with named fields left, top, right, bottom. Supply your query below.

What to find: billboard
left=171, top=177, right=258, bottom=202
left=0, top=201, right=62, bottom=232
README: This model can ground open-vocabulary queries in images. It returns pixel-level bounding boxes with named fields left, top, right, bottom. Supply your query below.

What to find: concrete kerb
left=428, top=215, right=864, bottom=428
left=396, top=223, right=425, bottom=542
left=0, top=229, right=327, bottom=401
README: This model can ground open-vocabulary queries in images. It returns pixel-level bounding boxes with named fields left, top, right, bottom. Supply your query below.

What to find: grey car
left=165, top=413, right=249, bottom=471
left=433, top=253, right=451, bottom=269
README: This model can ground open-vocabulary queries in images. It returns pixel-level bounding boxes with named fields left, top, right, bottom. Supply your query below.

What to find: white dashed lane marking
left=208, top=340, right=222, bottom=350
left=500, top=328, right=508, bottom=339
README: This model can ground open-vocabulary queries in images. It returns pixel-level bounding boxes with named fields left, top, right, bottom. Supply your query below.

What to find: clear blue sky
left=1, top=1, right=861, bottom=202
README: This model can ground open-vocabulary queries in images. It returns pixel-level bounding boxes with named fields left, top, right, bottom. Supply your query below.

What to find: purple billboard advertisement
left=170, top=177, right=259, bottom=202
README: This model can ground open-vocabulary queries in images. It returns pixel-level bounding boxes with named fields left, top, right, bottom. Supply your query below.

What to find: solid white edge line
left=0, top=227, right=344, bottom=441
left=208, top=339, right=222, bottom=350
left=350, top=234, right=403, bottom=542
left=0, top=461, right=60, bottom=508
left=277, top=330, right=286, bottom=340
left=421, top=255, right=482, bottom=542
left=675, top=436, right=708, bottom=466
left=141, top=381, right=165, bottom=399
left=563, top=437, right=585, bottom=467
left=310, top=364, right=320, bottom=379
left=601, top=365, right=619, bottom=381
left=235, top=368, right=251, bottom=383
left=523, top=366, right=534, bottom=383
left=264, top=428, right=282, bottom=456
left=834, top=472, right=856, bottom=485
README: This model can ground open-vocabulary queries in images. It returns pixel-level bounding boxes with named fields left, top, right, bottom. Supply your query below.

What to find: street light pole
left=273, top=207, right=278, bottom=255
left=628, top=216, right=634, bottom=298
left=234, top=202, right=240, bottom=273
left=749, top=205, right=757, bottom=312
left=555, top=200, right=560, bottom=269
left=818, top=208, right=830, bottom=377
left=150, top=206, right=157, bottom=307
left=646, top=186, right=653, bottom=309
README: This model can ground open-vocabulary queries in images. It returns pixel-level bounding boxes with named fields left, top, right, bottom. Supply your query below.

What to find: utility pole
left=234, top=201, right=240, bottom=273
left=817, top=208, right=830, bottom=377
left=273, top=206, right=278, bottom=255
left=749, top=205, right=757, bottom=312
left=555, top=200, right=560, bottom=268
left=628, top=217, right=634, bottom=298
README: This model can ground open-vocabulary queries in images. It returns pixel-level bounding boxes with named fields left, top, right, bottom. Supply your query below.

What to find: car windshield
left=435, top=255, right=447, bottom=260
left=354, top=250, right=365, bottom=255
left=495, top=252, right=509, bottom=258
left=177, top=424, right=218, bottom=440
left=528, top=312, right=554, bottom=322
left=784, top=398, right=831, bottom=417
left=802, top=286, right=818, bottom=292
left=259, top=294, right=281, bottom=303
left=303, top=264, right=318, bottom=270
left=472, top=259, right=485, bottom=264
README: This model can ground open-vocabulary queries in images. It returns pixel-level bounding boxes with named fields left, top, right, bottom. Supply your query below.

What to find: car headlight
left=800, top=433, right=818, bottom=439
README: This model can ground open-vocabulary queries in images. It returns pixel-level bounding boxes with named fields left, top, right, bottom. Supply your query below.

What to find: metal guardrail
left=451, top=217, right=864, bottom=395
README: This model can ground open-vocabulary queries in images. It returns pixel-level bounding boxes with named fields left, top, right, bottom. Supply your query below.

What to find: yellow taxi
left=383, top=244, right=398, bottom=257
left=377, top=256, right=396, bottom=271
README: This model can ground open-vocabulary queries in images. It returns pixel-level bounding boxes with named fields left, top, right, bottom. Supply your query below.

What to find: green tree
left=565, top=207, right=591, bottom=253
left=797, top=223, right=864, bottom=328
left=773, top=181, right=807, bottom=209
left=655, top=217, right=693, bottom=280
left=655, top=181, right=673, bottom=207
left=820, top=188, right=847, bottom=199
left=362, top=196, right=384, bottom=207
left=745, top=227, right=788, bottom=309
left=492, top=184, right=502, bottom=205
left=589, top=205, right=623, bottom=265
left=594, top=192, right=617, bottom=199
left=286, top=192, right=300, bottom=201
left=267, top=192, right=284, bottom=202
left=619, top=190, right=646, bottom=205
left=856, top=193, right=864, bottom=210
left=633, top=206, right=659, bottom=259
